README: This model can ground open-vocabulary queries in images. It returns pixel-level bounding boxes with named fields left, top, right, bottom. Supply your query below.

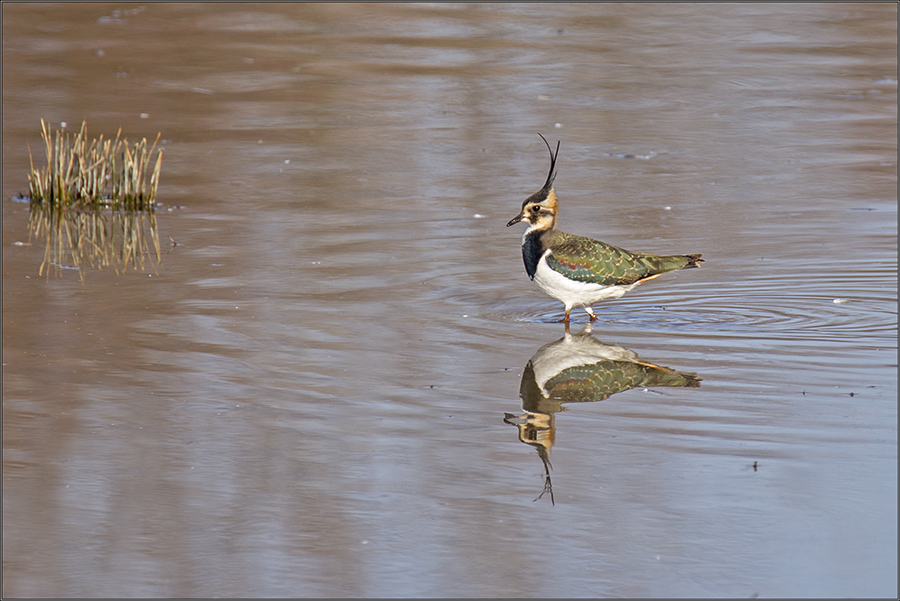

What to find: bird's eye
left=531, top=205, right=542, bottom=214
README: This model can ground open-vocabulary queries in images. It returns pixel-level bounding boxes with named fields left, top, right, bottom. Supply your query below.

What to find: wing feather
left=546, top=232, right=698, bottom=286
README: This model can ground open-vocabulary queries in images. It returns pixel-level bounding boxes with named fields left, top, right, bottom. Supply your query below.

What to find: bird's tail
left=682, top=253, right=704, bottom=268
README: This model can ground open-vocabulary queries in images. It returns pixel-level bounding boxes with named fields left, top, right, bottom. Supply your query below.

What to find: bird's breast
left=521, top=231, right=546, bottom=280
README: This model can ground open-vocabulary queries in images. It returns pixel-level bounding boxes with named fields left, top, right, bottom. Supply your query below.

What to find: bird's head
left=507, top=134, right=560, bottom=231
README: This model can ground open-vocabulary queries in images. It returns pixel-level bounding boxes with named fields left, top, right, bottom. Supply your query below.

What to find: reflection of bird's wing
left=547, top=231, right=696, bottom=286
left=544, top=360, right=701, bottom=404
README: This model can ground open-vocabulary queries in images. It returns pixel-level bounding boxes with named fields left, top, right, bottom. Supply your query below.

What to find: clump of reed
left=27, top=119, right=163, bottom=209
left=25, top=120, right=164, bottom=280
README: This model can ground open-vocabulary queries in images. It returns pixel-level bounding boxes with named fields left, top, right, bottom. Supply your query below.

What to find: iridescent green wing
left=545, top=232, right=692, bottom=286
left=545, top=360, right=701, bottom=403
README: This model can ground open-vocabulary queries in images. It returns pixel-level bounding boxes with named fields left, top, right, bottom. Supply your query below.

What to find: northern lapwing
left=507, top=135, right=704, bottom=322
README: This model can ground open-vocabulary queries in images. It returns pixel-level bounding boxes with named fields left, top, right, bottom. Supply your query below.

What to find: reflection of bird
left=504, top=324, right=701, bottom=504
left=506, top=135, right=704, bottom=323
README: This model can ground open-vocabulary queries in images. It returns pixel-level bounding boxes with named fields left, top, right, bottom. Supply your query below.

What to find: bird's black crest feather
left=537, top=133, right=560, bottom=192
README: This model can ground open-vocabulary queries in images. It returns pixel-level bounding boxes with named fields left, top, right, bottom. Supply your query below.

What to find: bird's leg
left=586, top=306, right=598, bottom=322
left=562, top=307, right=571, bottom=323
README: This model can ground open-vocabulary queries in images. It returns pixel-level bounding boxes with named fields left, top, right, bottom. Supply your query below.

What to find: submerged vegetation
left=25, top=120, right=164, bottom=280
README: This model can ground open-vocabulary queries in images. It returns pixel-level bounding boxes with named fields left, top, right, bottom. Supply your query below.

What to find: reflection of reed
left=505, top=324, right=701, bottom=504
left=27, top=201, right=161, bottom=280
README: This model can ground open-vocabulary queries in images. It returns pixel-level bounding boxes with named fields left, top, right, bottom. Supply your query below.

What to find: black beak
left=507, top=212, right=524, bottom=227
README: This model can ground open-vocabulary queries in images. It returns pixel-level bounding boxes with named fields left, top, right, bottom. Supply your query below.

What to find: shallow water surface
left=2, top=3, right=897, bottom=598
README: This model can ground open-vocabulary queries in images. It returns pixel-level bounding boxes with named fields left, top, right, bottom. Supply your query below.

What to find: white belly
left=533, top=251, right=640, bottom=310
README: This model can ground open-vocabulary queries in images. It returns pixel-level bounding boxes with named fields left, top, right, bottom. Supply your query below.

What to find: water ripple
left=475, top=266, right=896, bottom=344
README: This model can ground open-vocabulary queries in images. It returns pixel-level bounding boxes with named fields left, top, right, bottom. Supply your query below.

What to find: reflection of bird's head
left=506, top=410, right=556, bottom=452
left=504, top=409, right=556, bottom=505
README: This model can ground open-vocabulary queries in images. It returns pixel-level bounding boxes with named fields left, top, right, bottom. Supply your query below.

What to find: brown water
left=2, top=3, right=896, bottom=598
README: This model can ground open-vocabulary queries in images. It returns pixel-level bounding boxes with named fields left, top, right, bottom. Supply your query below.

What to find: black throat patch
left=522, top=230, right=548, bottom=280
